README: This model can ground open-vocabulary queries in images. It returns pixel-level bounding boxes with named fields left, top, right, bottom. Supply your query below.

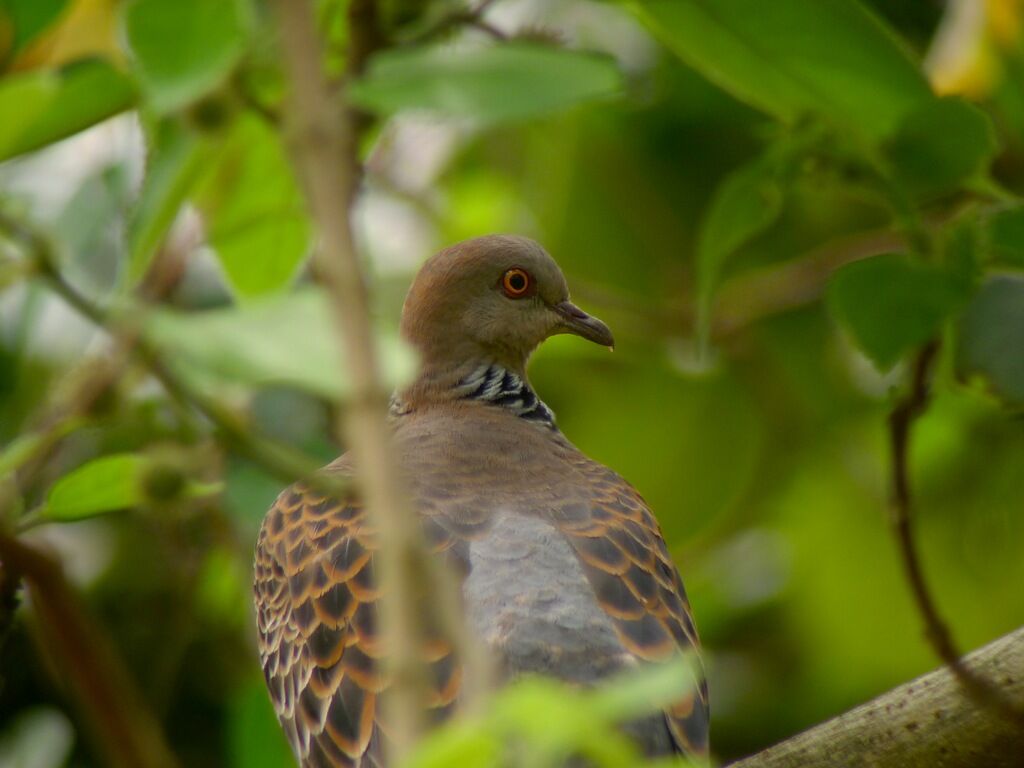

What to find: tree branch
left=0, top=534, right=179, bottom=768
left=888, top=342, right=1024, bottom=725
left=269, top=0, right=467, bottom=758
left=729, top=626, right=1024, bottom=768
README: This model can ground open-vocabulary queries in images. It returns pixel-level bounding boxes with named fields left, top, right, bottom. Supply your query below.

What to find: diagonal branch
left=728, top=626, right=1024, bottom=768
left=0, top=533, right=179, bottom=768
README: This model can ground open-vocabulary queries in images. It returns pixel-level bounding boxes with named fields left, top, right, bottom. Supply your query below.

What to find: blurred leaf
left=634, top=0, right=931, bottom=140
left=195, top=114, right=310, bottom=298
left=123, top=0, right=247, bottom=113
left=589, top=655, right=700, bottom=722
left=348, top=43, right=622, bottom=121
left=402, top=720, right=500, bottom=768
left=1, top=0, right=69, bottom=58
left=7, top=0, right=120, bottom=71
left=228, top=677, right=293, bottom=768
left=956, top=274, right=1024, bottom=406
left=126, top=120, right=215, bottom=286
left=0, top=58, right=135, bottom=162
left=142, top=288, right=417, bottom=400
left=0, top=70, right=58, bottom=155
left=696, top=153, right=784, bottom=347
left=43, top=453, right=147, bottom=520
left=884, top=97, right=997, bottom=198
left=827, top=254, right=968, bottom=369
left=988, top=206, right=1024, bottom=268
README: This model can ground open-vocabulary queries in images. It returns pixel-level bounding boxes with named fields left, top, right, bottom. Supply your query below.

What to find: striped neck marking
left=454, top=363, right=556, bottom=427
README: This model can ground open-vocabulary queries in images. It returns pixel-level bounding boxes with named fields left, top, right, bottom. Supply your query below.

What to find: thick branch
left=729, top=626, right=1024, bottom=768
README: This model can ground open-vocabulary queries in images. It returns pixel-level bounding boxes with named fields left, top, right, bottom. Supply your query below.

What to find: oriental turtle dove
left=254, top=235, right=708, bottom=766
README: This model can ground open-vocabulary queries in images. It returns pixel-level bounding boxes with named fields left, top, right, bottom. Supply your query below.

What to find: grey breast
left=460, top=509, right=675, bottom=757
left=462, top=509, right=627, bottom=683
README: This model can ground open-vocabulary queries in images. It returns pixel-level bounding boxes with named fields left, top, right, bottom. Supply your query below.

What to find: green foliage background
left=1, top=0, right=1024, bottom=765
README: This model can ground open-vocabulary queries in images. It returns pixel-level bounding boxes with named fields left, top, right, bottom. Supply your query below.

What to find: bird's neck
left=391, top=359, right=556, bottom=428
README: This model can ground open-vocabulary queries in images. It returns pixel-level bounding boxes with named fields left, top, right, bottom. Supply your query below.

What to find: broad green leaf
left=123, top=0, right=247, bottom=113
left=634, top=0, right=931, bottom=141
left=142, top=289, right=417, bottom=399
left=43, top=453, right=147, bottom=520
left=0, top=59, right=135, bottom=162
left=827, top=254, right=968, bottom=369
left=126, top=120, right=216, bottom=286
left=348, top=43, right=623, bottom=121
left=696, top=153, right=784, bottom=347
left=956, top=275, right=1024, bottom=406
left=195, top=115, right=310, bottom=298
left=884, top=97, right=997, bottom=198
left=988, top=207, right=1024, bottom=268
left=0, top=71, right=59, bottom=157
left=2, top=0, right=69, bottom=57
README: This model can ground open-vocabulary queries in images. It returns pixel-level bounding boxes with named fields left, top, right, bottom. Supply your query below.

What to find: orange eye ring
left=501, top=268, right=532, bottom=298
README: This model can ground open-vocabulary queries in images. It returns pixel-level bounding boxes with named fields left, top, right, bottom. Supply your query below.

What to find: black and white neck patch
left=454, top=363, right=556, bottom=428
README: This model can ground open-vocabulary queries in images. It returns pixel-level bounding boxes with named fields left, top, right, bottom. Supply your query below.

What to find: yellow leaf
left=11, top=0, right=120, bottom=72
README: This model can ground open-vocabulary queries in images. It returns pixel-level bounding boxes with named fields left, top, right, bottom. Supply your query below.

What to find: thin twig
left=0, top=210, right=347, bottom=497
left=889, top=340, right=1024, bottom=726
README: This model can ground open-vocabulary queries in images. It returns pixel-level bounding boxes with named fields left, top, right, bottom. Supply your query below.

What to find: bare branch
left=888, top=342, right=1024, bottom=726
left=729, top=626, right=1024, bottom=768
left=0, top=534, right=180, bottom=768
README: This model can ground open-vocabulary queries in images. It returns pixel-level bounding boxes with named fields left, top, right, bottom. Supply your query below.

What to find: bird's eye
left=501, top=268, right=531, bottom=298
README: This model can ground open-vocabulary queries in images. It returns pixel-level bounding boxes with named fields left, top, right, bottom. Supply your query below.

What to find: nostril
left=557, top=301, right=588, bottom=319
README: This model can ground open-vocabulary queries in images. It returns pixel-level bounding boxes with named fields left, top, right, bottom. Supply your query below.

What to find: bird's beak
left=552, top=300, right=615, bottom=350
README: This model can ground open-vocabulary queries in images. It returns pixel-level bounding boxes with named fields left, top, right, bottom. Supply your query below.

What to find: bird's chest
left=460, top=510, right=631, bottom=684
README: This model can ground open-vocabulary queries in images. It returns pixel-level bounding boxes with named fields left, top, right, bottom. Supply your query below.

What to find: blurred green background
left=1, top=0, right=1023, bottom=765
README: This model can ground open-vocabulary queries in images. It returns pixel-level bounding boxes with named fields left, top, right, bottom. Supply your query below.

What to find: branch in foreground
left=0, top=534, right=179, bottom=768
left=729, top=626, right=1024, bottom=768
left=271, top=0, right=484, bottom=760
left=889, top=342, right=1024, bottom=726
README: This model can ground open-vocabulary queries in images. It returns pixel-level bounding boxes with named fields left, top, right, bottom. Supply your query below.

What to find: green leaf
left=884, top=97, right=997, bottom=198
left=956, top=275, right=1024, bottom=406
left=696, top=153, right=784, bottom=347
left=988, top=207, right=1024, bottom=268
left=403, top=720, right=500, bottom=768
left=589, top=655, right=701, bottom=722
left=123, top=0, right=248, bottom=113
left=195, top=115, right=311, bottom=298
left=142, top=289, right=417, bottom=400
left=43, top=454, right=147, bottom=521
left=348, top=43, right=623, bottom=122
left=126, top=121, right=216, bottom=286
left=634, top=0, right=931, bottom=141
left=827, top=254, right=968, bottom=369
left=0, top=59, right=136, bottom=162
left=2, top=0, right=69, bottom=57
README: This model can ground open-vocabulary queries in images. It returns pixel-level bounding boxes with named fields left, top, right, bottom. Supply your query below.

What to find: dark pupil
left=509, top=273, right=526, bottom=291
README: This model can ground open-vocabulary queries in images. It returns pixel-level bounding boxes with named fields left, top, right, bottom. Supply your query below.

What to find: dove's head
left=401, top=235, right=614, bottom=374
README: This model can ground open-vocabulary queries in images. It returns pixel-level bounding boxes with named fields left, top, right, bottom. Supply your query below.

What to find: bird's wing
left=552, top=456, right=709, bottom=758
left=254, top=480, right=462, bottom=768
